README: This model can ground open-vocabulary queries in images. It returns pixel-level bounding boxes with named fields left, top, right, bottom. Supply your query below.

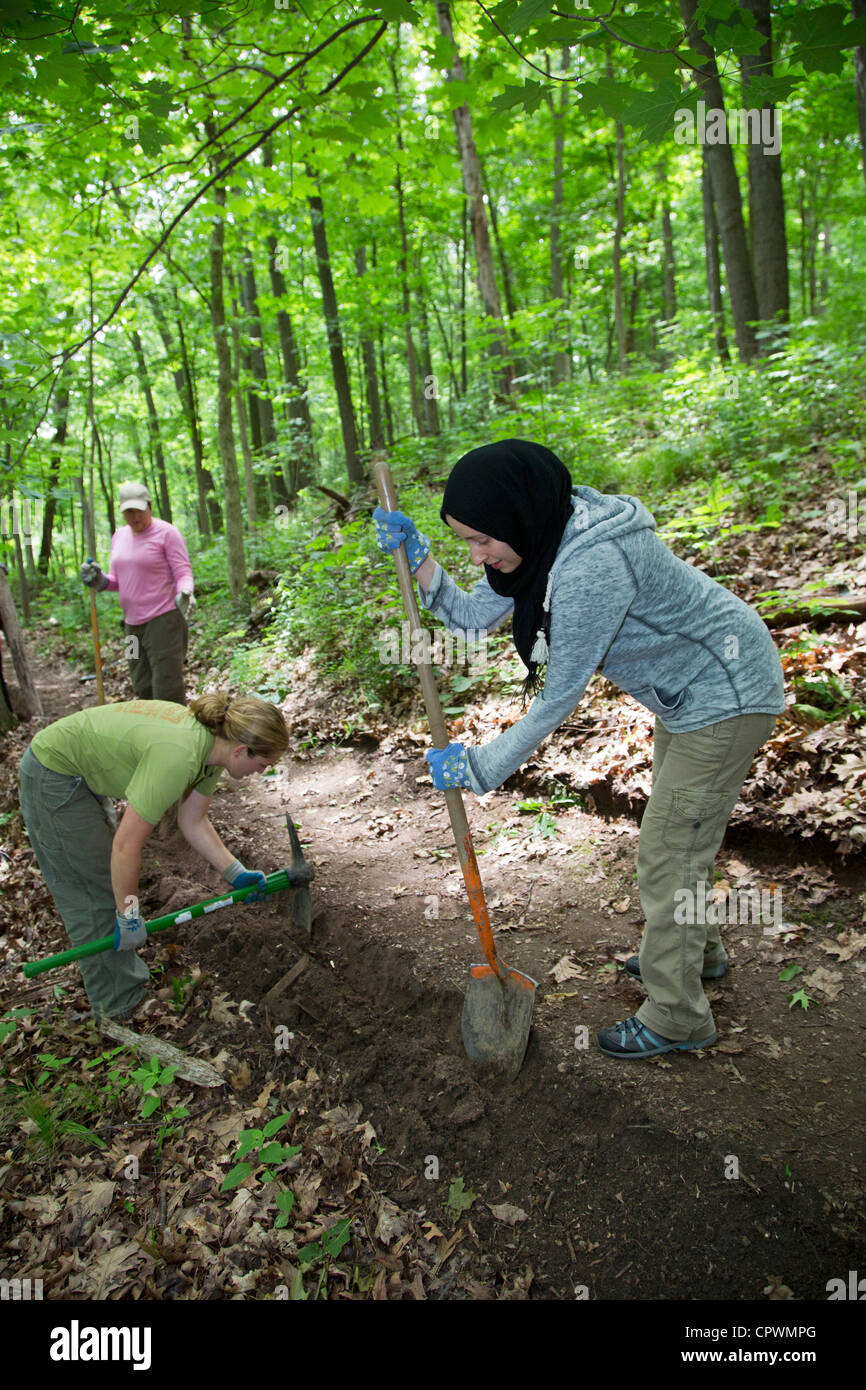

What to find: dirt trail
left=4, top=639, right=865, bottom=1301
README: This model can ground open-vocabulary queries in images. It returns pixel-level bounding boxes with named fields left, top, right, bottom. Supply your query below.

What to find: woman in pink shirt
left=81, top=481, right=196, bottom=705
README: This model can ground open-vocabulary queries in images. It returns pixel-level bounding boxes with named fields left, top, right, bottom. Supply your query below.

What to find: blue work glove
left=222, top=859, right=268, bottom=903
left=114, top=907, right=147, bottom=952
left=81, top=558, right=109, bottom=591
left=425, top=742, right=471, bottom=790
left=372, top=507, right=431, bottom=574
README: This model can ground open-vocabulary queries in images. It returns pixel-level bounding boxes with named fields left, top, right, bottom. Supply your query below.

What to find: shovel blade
left=461, top=963, right=537, bottom=1083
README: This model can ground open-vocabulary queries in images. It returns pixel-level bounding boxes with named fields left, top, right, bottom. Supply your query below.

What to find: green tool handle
left=22, top=869, right=296, bottom=978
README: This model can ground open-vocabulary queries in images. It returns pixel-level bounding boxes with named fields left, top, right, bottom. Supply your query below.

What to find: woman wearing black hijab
left=373, top=440, right=785, bottom=1059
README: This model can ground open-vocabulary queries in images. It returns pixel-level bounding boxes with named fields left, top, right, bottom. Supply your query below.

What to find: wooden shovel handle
left=89, top=589, right=105, bottom=706
left=373, top=460, right=505, bottom=981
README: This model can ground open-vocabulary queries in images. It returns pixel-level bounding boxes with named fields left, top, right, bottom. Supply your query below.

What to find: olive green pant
left=18, top=746, right=149, bottom=1020
left=125, top=607, right=188, bottom=705
left=634, top=714, right=776, bottom=1042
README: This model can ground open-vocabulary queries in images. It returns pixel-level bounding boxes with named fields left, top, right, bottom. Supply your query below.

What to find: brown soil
left=178, top=743, right=866, bottom=1301
left=3, top=636, right=865, bottom=1304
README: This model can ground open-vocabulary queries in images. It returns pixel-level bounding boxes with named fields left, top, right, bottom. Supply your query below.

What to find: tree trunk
left=611, top=110, right=628, bottom=369
left=659, top=165, right=677, bottom=323
left=207, top=183, right=248, bottom=606
left=230, top=288, right=257, bottom=529
left=739, top=0, right=789, bottom=334
left=129, top=330, right=172, bottom=521
left=238, top=248, right=291, bottom=506
left=435, top=0, right=513, bottom=399
left=549, top=47, right=572, bottom=384
left=354, top=244, right=386, bottom=450
left=266, top=233, right=316, bottom=494
left=480, top=159, right=519, bottom=320
left=680, top=0, right=760, bottom=362
left=415, top=269, right=441, bottom=436
left=39, top=376, right=69, bottom=575
left=148, top=290, right=218, bottom=538
left=459, top=198, right=468, bottom=395
left=377, top=333, right=395, bottom=447
left=0, top=565, right=42, bottom=717
left=393, top=156, right=425, bottom=435
left=702, top=151, right=731, bottom=362
left=0, top=646, right=15, bottom=733
left=262, top=142, right=316, bottom=496
left=307, top=176, right=362, bottom=483
left=819, top=222, right=832, bottom=308
left=853, top=0, right=866, bottom=195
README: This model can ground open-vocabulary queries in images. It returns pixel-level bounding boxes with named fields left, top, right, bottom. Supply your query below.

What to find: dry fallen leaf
left=229, top=1060, right=251, bottom=1091
left=488, top=1202, right=528, bottom=1225
left=374, top=1199, right=408, bottom=1245
left=549, top=956, right=585, bottom=983
left=803, top=966, right=844, bottom=1000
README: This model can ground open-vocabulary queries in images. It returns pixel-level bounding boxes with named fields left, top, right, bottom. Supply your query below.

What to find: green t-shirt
left=31, top=700, right=223, bottom=825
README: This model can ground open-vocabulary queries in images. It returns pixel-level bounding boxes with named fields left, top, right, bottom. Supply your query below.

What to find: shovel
left=86, top=556, right=105, bottom=706
left=373, top=461, right=536, bottom=1082
left=23, top=814, right=314, bottom=977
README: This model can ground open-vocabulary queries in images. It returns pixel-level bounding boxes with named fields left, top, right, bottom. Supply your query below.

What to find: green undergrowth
left=198, top=324, right=864, bottom=721
left=9, top=321, right=862, bottom=724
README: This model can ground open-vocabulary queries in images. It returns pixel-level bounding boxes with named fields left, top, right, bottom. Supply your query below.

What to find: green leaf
left=262, top=1112, right=293, bottom=1140
left=321, top=1217, right=352, bottom=1257
left=375, top=0, right=420, bottom=20
left=141, top=1094, right=161, bottom=1118
left=275, top=1190, right=295, bottom=1227
left=220, top=1162, right=252, bottom=1192
left=789, top=988, right=812, bottom=1010
left=510, top=0, right=555, bottom=35
left=623, top=82, right=690, bottom=142
left=490, top=82, right=546, bottom=117
left=445, top=1176, right=477, bottom=1217
left=236, top=1128, right=263, bottom=1159
left=778, top=964, right=802, bottom=982
left=578, top=76, right=636, bottom=122
left=786, top=3, right=864, bottom=74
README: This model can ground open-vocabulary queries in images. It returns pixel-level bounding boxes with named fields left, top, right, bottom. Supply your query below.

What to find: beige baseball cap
left=118, top=482, right=150, bottom=512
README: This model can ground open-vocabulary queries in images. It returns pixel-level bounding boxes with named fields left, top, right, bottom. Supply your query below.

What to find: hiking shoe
left=597, top=1015, right=718, bottom=1058
left=624, top=954, right=729, bottom=983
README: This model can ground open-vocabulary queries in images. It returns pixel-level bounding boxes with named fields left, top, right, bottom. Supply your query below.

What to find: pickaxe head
left=284, top=812, right=314, bottom=936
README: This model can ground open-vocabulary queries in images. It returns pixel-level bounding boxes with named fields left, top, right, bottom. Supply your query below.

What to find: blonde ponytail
left=189, top=691, right=289, bottom=757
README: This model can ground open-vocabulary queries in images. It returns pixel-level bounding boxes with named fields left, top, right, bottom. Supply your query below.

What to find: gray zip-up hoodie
left=419, top=486, right=785, bottom=794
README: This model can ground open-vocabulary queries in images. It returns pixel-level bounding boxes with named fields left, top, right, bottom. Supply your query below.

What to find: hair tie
left=224, top=698, right=231, bottom=716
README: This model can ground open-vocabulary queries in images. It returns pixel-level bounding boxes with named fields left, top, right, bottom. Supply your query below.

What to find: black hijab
left=441, top=440, right=573, bottom=698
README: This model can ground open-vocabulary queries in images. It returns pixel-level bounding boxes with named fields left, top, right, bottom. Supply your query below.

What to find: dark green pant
left=18, top=747, right=149, bottom=1019
left=125, top=607, right=188, bottom=705
left=635, top=714, right=776, bottom=1041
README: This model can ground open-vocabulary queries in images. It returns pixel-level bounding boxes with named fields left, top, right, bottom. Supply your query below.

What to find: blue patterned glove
left=425, top=742, right=471, bottom=790
left=372, top=507, right=431, bottom=574
left=114, top=908, right=147, bottom=952
left=222, top=860, right=268, bottom=903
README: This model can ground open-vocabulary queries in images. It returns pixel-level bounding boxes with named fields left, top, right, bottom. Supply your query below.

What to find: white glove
left=81, top=560, right=109, bottom=591
left=175, top=590, right=196, bottom=619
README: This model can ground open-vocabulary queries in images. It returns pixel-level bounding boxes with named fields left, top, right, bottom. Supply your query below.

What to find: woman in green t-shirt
left=18, top=691, right=290, bottom=1020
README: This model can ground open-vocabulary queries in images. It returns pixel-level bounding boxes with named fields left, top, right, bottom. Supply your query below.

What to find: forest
left=0, top=0, right=864, bottom=1324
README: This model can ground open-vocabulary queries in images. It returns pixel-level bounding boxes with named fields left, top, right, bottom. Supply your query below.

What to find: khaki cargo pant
left=18, top=746, right=149, bottom=1020
left=125, top=607, right=188, bottom=705
left=635, top=713, right=777, bottom=1042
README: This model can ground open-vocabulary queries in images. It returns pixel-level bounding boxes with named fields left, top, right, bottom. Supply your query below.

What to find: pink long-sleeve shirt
left=106, top=518, right=194, bottom=627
